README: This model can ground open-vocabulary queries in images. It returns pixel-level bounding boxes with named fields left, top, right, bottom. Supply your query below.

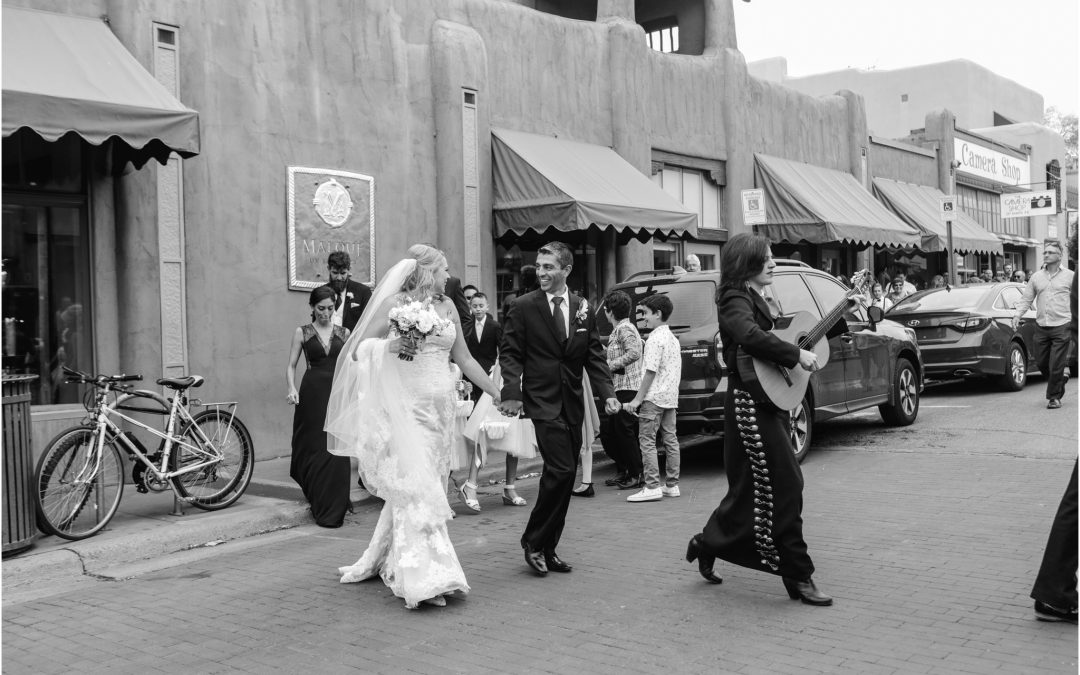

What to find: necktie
left=552, top=296, right=567, bottom=342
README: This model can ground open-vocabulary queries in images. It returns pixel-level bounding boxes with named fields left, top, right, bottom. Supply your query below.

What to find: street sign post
left=741, top=189, right=766, bottom=227
left=940, top=195, right=957, bottom=285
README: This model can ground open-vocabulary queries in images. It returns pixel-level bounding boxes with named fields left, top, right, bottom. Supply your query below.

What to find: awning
left=753, top=154, right=920, bottom=248
left=492, top=128, right=697, bottom=241
left=872, top=178, right=1003, bottom=256
left=2, top=7, right=200, bottom=168
left=995, top=233, right=1041, bottom=246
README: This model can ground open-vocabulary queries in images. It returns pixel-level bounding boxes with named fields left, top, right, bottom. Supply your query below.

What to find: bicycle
left=33, top=366, right=255, bottom=540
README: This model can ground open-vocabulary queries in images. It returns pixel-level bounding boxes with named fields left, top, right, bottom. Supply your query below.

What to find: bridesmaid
left=686, top=233, right=838, bottom=606
left=286, top=286, right=352, bottom=527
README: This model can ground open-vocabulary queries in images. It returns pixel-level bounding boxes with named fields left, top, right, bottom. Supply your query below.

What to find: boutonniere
left=574, top=299, right=589, bottom=325
left=346, top=292, right=354, bottom=300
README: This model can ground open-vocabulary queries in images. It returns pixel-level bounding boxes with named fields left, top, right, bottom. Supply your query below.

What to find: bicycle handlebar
left=62, top=367, right=143, bottom=385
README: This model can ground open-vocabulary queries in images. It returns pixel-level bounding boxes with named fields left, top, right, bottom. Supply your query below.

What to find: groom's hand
left=498, top=399, right=522, bottom=417
left=604, top=398, right=621, bottom=415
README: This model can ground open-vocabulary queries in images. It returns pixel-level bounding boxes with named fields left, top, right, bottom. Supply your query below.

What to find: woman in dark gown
left=286, top=286, right=352, bottom=528
left=685, top=233, right=838, bottom=606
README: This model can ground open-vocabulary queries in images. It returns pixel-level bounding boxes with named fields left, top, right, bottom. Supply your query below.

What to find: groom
left=498, top=242, right=619, bottom=576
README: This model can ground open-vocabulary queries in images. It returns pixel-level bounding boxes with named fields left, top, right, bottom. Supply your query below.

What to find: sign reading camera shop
left=953, top=138, right=1030, bottom=187
left=287, top=167, right=375, bottom=290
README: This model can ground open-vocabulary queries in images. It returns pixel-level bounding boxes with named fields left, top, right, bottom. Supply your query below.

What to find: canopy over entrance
left=2, top=7, right=200, bottom=168
left=753, top=154, right=920, bottom=248
left=492, top=128, right=697, bottom=241
left=872, top=178, right=1003, bottom=256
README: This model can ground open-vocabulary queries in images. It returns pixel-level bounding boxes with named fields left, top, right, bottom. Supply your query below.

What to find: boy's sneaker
left=626, top=487, right=663, bottom=502
left=662, top=485, right=681, bottom=498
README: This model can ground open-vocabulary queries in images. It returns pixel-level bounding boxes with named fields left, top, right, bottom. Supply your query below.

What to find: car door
left=999, top=285, right=1039, bottom=368
left=768, top=272, right=846, bottom=409
left=804, top=273, right=892, bottom=408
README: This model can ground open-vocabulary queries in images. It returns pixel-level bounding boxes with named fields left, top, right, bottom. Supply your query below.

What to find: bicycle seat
left=156, top=375, right=205, bottom=390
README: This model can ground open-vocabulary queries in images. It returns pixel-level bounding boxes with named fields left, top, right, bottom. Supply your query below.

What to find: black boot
left=782, top=577, right=833, bottom=606
left=685, top=535, right=723, bottom=584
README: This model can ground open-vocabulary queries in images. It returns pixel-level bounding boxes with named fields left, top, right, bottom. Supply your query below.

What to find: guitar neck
left=797, top=291, right=856, bottom=350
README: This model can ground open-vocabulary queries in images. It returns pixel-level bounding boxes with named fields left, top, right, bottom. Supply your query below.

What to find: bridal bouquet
left=388, top=299, right=448, bottom=361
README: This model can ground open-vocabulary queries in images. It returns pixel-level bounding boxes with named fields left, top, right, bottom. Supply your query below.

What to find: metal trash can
left=2, top=374, right=38, bottom=556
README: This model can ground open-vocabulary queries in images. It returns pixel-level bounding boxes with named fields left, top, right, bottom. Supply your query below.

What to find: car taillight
left=714, top=331, right=726, bottom=370
left=942, top=316, right=990, bottom=332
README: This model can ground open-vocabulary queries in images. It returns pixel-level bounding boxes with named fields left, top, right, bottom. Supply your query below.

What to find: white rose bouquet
left=388, top=299, right=449, bottom=361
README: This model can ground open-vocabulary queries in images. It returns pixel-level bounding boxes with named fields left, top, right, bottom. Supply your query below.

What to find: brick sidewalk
left=3, top=445, right=1075, bottom=674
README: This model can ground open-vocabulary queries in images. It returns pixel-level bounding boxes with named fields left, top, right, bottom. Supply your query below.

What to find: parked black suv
left=596, top=261, right=924, bottom=461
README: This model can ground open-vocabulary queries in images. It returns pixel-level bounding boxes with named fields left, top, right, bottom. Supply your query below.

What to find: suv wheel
left=790, top=395, right=812, bottom=464
left=879, top=357, right=919, bottom=426
left=997, top=342, right=1027, bottom=391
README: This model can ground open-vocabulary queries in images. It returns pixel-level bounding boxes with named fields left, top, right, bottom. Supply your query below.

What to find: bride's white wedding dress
left=331, top=320, right=469, bottom=608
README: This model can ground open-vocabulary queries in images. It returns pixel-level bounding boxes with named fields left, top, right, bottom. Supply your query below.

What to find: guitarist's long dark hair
left=717, top=233, right=771, bottom=302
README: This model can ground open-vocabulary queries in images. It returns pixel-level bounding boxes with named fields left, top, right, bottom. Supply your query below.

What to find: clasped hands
left=496, top=397, right=622, bottom=418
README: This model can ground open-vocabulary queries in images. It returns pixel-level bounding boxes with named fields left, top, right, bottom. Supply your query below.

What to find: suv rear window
left=597, top=280, right=718, bottom=337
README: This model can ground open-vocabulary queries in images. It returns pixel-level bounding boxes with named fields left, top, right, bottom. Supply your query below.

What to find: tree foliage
left=1044, top=107, right=1078, bottom=169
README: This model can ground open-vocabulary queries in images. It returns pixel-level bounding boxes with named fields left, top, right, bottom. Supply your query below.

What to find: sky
left=732, top=0, right=1079, bottom=116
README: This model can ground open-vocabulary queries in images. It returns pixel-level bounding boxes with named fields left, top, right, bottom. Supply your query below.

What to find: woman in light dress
left=325, top=244, right=500, bottom=609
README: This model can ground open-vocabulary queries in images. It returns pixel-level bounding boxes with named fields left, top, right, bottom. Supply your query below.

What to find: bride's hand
left=388, top=336, right=418, bottom=357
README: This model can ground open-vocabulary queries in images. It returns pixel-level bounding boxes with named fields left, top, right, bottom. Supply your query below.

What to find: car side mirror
left=866, top=306, right=884, bottom=330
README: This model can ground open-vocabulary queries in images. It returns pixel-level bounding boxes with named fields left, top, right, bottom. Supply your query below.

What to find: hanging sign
left=1001, top=190, right=1056, bottom=219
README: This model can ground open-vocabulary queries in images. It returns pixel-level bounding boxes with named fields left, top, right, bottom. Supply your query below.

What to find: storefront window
left=2, top=133, right=92, bottom=405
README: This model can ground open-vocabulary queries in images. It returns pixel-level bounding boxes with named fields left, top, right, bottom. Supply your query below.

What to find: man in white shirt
left=1013, top=241, right=1075, bottom=409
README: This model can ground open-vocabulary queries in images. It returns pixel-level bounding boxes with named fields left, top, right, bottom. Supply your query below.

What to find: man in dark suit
left=326, top=251, right=372, bottom=332
left=498, top=242, right=619, bottom=576
left=443, top=275, right=474, bottom=340
left=465, top=291, right=500, bottom=401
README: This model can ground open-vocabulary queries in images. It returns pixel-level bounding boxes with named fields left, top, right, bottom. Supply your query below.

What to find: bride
left=325, top=244, right=501, bottom=609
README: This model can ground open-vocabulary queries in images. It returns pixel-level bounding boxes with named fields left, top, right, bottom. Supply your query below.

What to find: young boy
left=624, top=294, right=681, bottom=502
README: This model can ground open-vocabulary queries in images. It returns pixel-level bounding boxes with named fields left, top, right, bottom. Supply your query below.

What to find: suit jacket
left=499, top=289, right=615, bottom=427
left=466, top=313, right=500, bottom=375
left=339, top=279, right=372, bottom=332
left=443, top=276, right=474, bottom=340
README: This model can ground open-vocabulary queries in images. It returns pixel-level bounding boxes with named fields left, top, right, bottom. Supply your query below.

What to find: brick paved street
left=3, top=382, right=1076, bottom=674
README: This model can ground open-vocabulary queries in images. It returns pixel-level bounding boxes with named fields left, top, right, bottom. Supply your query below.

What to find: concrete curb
left=2, top=496, right=312, bottom=595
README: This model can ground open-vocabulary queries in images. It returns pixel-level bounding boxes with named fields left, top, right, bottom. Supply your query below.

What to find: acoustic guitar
left=736, top=270, right=871, bottom=411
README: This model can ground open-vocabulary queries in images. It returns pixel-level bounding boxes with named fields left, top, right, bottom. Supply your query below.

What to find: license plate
left=917, top=327, right=946, bottom=340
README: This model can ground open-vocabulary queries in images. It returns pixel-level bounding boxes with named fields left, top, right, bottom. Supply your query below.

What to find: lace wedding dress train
left=332, top=323, right=470, bottom=608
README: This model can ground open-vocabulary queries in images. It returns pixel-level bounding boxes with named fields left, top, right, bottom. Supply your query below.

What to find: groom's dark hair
left=538, top=242, right=573, bottom=269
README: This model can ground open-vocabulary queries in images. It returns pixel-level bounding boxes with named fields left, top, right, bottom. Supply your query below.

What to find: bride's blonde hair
left=402, top=243, right=447, bottom=300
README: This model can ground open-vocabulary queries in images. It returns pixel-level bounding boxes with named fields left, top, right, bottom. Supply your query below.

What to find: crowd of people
left=281, top=236, right=1075, bottom=620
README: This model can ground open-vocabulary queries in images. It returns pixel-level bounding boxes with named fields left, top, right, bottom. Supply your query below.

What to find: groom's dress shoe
left=544, top=551, right=572, bottom=573
left=524, top=546, right=548, bottom=576
left=685, top=534, right=723, bottom=584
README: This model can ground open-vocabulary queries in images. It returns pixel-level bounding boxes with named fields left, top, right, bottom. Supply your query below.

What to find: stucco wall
left=869, top=138, right=939, bottom=187
left=781, top=60, right=1044, bottom=140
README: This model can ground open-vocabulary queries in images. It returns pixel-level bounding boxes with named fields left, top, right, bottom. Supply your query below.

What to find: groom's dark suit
left=500, top=289, right=615, bottom=555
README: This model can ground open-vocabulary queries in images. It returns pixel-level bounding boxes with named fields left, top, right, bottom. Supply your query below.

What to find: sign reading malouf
left=953, top=138, right=1030, bottom=187
left=741, top=189, right=766, bottom=225
left=287, top=167, right=375, bottom=290
left=1001, top=190, right=1056, bottom=219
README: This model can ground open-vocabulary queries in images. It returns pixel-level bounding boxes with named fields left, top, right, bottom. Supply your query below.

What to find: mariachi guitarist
left=685, top=233, right=860, bottom=610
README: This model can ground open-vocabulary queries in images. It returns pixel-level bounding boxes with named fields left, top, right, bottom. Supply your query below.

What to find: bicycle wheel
left=35, top=426, right=125, bottom=540
left=170, top=410, right=254, bottom=510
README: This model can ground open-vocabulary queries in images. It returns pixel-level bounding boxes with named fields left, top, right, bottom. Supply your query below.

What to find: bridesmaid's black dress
left=291, top=324, right=351, bottom=528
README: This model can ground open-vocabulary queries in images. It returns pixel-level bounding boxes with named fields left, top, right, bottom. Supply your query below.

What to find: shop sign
left=287, top=167, right=375, bottom=290
left=741, top=188, right=766, bottom=225
left=1000, top=190, right=1056, bottom=219
left=953, top=138, right=1030, bottom=187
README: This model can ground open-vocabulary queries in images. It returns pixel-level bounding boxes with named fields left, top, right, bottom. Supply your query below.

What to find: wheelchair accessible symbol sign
left=742, top=189, right=766, bottom=226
